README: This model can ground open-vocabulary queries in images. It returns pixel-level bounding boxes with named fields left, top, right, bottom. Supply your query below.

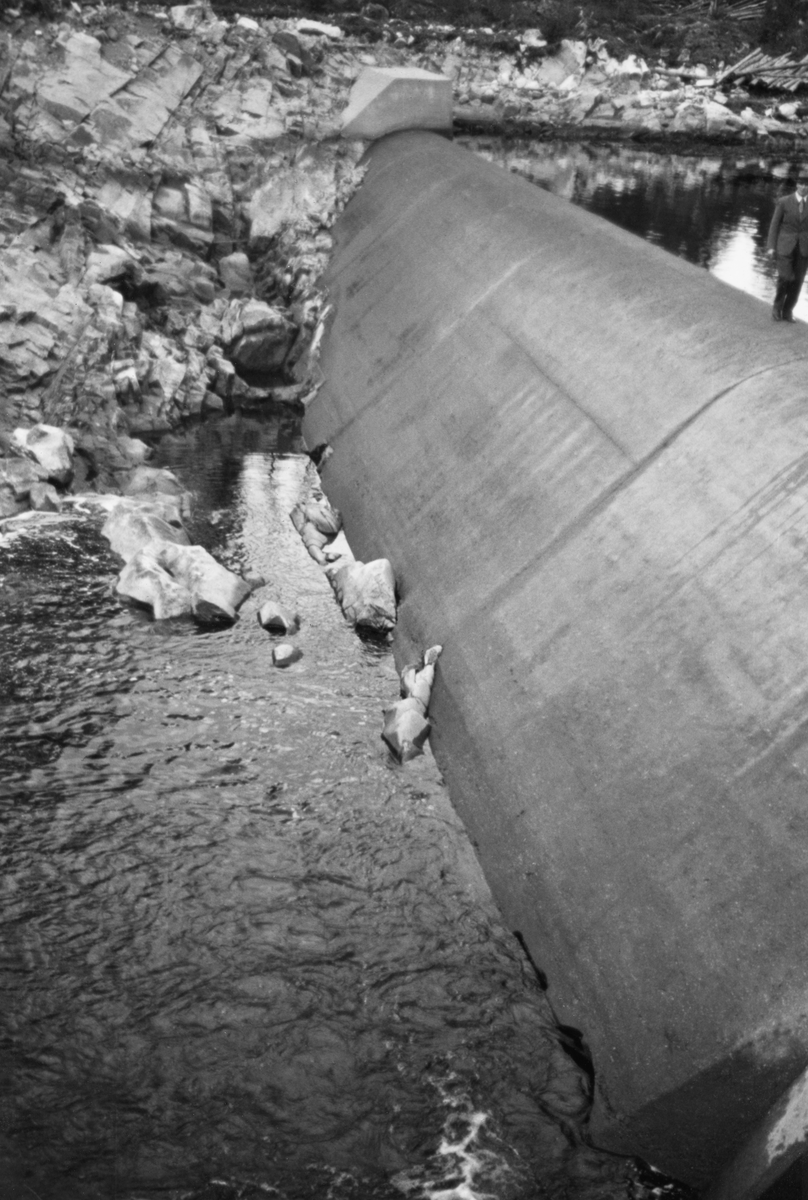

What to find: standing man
left=767, top=172, right=808, bottom=322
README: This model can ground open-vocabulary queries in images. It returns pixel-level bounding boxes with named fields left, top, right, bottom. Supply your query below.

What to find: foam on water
left=393, top=1074, right=528, bottom=1200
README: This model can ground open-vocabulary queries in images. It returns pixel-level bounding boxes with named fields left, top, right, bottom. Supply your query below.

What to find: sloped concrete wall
left=303, top=130, right=808, bottom=1192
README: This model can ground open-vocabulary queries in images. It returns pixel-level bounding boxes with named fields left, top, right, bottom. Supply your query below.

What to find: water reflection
left=465, top=140, right=808, bottom=321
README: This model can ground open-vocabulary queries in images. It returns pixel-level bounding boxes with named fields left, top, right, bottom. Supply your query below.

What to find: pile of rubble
left=450, top=34, right=808, bottom=139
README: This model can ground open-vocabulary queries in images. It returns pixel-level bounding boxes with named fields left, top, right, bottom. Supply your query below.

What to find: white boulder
left=382, top=698, right=431, bottom=761
left=102, top=498, right=189, bottom=561
left=382, top=645, right=442, bottom=761
left=170, top=4, right=205, bottom=31
left=117, top=541, right=252, bottom=624
left=290, top=492, right=342, bottom=563
left=258, top=601, right=301, bottom=634
left=11, top=425, right=74, bottom=486
left=329, top=558, right=396, bottom=632
left=273, top=643, right=303, bottom=667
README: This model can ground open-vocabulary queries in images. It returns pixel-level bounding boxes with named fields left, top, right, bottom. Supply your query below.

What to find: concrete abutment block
left=340, top=67, right=452, bottom=140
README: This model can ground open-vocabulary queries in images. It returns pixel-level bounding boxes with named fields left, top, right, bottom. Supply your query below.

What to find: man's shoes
left=783, top=313, right=796, bottom=322
left=773, top=306, right=783, bottom=321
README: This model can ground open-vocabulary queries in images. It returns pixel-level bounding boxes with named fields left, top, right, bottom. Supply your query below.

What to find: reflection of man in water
left=767, top=173, right=808, bottom=322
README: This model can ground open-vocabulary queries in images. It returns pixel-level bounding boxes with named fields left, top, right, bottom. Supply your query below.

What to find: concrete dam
left=302, top=130, right=808, bottom=1197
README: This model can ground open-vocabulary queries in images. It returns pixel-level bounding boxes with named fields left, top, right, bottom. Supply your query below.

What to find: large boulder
left=258, top=600, right=301, bottom=634
left=382, top=645, right=442, bottom=760
left=11, top=425, right=74, bottom=486
left=222, top=298, right=296, bottom=374
left=340, top=67, right=452, bottom=140
left=290, top=492, right=342, bottom=563
left=102, top=498, right=190, bottom=561
left=329, top=558, right=396, bottom=632
left=382, top=698, right=431, bottom=761
left=116, top=541, right=252, bottom=623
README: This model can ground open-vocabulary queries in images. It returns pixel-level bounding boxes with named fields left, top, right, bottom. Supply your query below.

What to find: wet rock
left=290, top=491, right=342, bottom=563
left=116, top=540, right=252, bottom=623
left=115, top=546, right=193, bottom=620
left=400, top=644, right=442, bottom=709
left=329, top=558, right=396, bottom=632
left=102, top=497, right=190, bottom=561
left=258, top=600, right=301, bottom=634
left=11, top=424, right=74, bottom=486
left=382, top=698, right=431, bottom=761
left=382, top=645, right=441, bottom=761
left=341, top=66, right=453, bottom=139
left=273, top=642, right=303, bottom=667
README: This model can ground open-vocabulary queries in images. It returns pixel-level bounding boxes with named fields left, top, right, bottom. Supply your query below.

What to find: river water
left=0, top=141, right=798, bottom=1200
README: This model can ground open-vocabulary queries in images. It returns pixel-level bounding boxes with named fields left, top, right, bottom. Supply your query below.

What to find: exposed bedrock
left=303, top=130, right=808, bottom=1195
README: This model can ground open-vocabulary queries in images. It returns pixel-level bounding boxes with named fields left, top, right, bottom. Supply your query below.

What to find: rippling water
left=0, top=418, right=649, bottom=1200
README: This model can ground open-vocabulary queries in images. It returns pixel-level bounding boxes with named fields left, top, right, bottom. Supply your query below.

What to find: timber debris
left=717, top=47, right=808, bottom=91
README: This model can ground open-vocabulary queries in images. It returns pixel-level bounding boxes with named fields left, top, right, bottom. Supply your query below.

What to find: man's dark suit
left=767, top=192, right=808, bottom=319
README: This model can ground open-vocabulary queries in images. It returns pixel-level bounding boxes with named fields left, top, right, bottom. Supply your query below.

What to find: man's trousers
left=774, top=246, right=808, bottom=318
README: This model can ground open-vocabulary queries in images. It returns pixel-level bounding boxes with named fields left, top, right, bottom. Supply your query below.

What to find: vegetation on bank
left=10, top=0, right=808, bottom=69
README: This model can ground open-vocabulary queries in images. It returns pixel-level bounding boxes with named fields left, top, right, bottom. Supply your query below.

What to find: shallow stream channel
left=1, top=140, right=801, bottom=1200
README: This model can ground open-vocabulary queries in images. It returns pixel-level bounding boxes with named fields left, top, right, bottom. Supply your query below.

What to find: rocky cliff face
left=0, top=4, right=372, bottom=493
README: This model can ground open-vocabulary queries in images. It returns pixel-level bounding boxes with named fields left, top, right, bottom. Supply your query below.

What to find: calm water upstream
left=1, top=141, right=799, bottom=1200
left=465, top=138, right=807, bottom=320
